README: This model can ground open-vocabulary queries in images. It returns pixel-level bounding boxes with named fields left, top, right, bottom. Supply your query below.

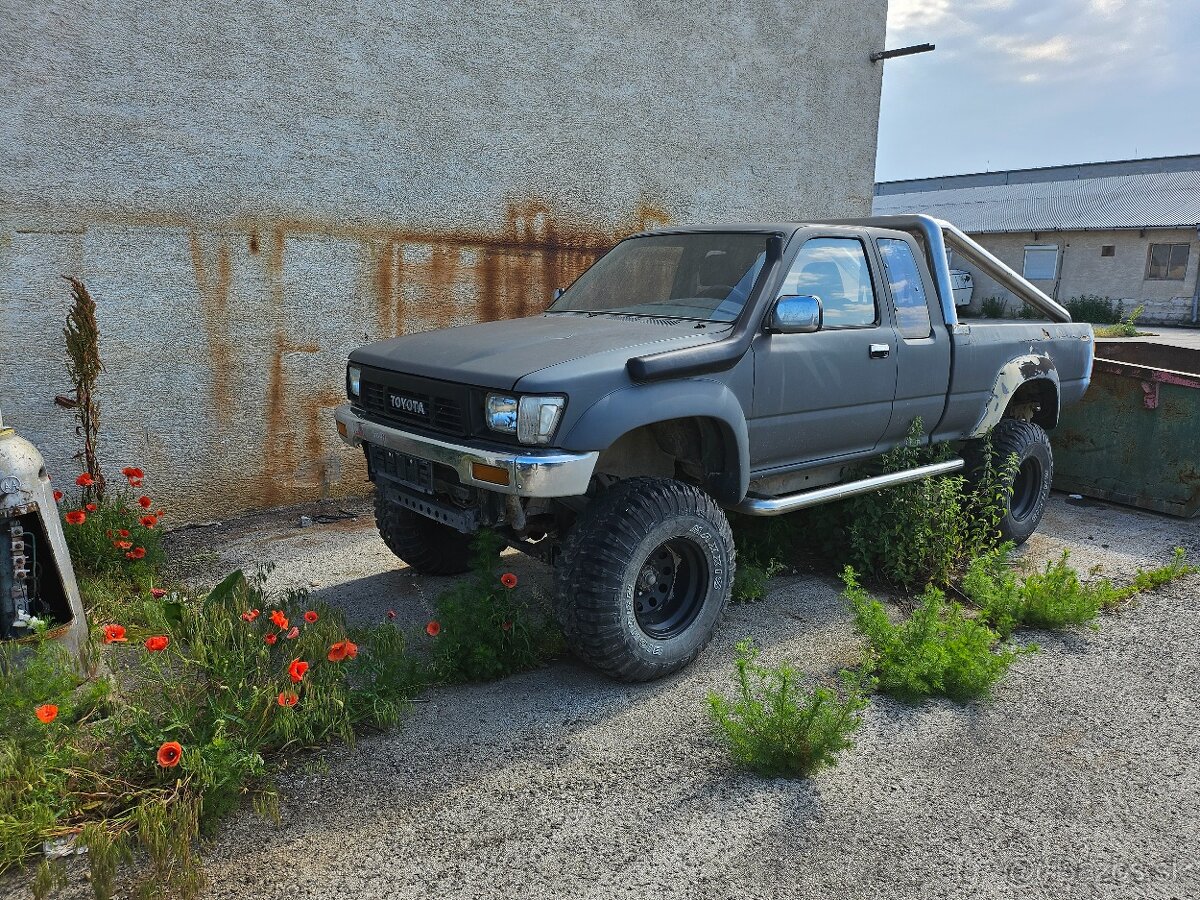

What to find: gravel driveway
left=162, top=493, right=1199, bottom=900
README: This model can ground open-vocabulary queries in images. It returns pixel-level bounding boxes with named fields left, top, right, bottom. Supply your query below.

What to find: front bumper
left=333, top=403, right=597, bottom=498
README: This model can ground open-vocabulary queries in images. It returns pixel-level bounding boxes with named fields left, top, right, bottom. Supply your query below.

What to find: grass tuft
left=708, top=639, right=868, bottom=777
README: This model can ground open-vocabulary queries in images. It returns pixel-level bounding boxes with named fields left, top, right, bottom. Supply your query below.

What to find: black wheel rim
left=633, top=537, right=709, bottom=640
left=1010, top=457, right=1042, bottom=521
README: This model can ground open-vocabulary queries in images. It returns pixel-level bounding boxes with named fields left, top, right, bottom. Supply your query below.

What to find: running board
left=734, top=458, right=966, bottom=517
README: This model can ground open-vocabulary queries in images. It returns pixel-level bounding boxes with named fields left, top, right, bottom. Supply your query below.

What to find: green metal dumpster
left=1054, top=341, right=1200, bottom=518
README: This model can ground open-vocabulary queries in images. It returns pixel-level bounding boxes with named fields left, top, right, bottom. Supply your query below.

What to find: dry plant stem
left=62, top=275, right=105, bottom=501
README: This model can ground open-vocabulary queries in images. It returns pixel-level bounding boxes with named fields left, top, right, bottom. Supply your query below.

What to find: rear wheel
left=554, top=477, right=735, bottom=682
left=965, top=419, right=1054, bottom=546
left=374, top=493, right=476, bottom=575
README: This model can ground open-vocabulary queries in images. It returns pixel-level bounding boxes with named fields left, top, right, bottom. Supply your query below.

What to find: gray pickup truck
left=334, top=215, right=1094, bottom=681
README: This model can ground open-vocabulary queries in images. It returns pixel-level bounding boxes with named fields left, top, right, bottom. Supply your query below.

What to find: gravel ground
left=8, top=493, right=1199, bottom=899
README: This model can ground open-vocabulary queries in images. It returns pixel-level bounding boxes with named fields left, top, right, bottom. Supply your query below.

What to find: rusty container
left=1053, top=340, right=1200, bottom=517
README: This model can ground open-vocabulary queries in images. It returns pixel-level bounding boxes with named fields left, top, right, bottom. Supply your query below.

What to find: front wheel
left=965, top=419, right=1054, bottom=546
left=554, top=477, right=735, bottom=682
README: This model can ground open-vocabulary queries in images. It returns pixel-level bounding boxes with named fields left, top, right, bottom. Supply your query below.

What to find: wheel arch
left=969, top=354, right=1061, bottom=436
left=558, top=381, right=750, bottom=504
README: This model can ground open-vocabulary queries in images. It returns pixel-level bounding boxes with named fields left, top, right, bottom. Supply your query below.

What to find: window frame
left=1145, top=242, right=1191, bottom=281
left=775, top=235, right=881, bottom=331
left=1100, top=245, right=1115, bottom=258
left=1022, top=244, right=1059, bottom=281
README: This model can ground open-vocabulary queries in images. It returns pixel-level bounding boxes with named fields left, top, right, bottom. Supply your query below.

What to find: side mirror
left=768, top=295, right=822, bottom=334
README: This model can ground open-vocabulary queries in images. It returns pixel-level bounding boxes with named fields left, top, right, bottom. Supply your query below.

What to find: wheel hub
left=632, top=538, right=709, bottom=640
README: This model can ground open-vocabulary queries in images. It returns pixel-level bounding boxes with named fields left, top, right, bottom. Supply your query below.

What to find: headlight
left=485, top=394, right=566, bottom=445
left=485, top=394, right=519, bottom=433
left=517, top=396, right=566, bottom=445
left=347, top=365, right=362, bottom=398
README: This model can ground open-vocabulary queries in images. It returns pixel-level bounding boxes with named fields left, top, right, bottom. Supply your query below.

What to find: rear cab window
left=877, top=238, right=933, bottom=340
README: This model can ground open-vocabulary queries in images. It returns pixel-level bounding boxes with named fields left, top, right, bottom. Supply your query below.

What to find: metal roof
left=873, top=154, right=1200, bottom=233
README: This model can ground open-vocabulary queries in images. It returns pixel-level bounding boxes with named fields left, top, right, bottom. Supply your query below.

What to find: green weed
left=844, top=567, right=1016, bottom=701
left=708, top=639, right=868, bottom=777
left=427, top=532, right=563, bottom=682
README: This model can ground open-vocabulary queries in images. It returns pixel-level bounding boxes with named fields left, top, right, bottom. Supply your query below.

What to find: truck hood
left=349, top=313, right=734, bottom=390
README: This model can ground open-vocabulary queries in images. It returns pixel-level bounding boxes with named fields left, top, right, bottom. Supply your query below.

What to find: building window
left=1100, top=245, right=1115, bottom=257
left=1022, top=245, right=1059, bottom=281
left=1146, top=243, right=1190, bottom=280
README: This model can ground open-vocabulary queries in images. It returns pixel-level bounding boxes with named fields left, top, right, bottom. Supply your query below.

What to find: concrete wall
left=955, top=228, right=1199, bottom=324
left=0, top=0, right=888, bottom=522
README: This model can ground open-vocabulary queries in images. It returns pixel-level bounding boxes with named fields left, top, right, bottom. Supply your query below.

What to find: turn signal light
left=471, top=462, right=511, bottom=486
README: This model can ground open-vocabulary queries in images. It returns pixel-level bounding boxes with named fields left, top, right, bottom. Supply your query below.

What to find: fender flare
left=969, top=354, right=1060, bottom=437
left=559, top=379, right=750, bottom=504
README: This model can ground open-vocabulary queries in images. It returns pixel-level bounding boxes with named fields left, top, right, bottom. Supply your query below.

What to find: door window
left=779, top=238, right=877, bottom=328
left=877, top=238, right=933, bottom=339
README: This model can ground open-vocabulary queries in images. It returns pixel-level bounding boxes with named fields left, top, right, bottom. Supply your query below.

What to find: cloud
left=887, top=0, right=1181, bottom=86
left=877, top=0, right=1199, bottom=180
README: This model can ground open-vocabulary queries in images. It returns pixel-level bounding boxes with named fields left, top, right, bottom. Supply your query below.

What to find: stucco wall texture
left=0, top=0, right=888, bottom=521
left=958, top=229, right=1200, bottom=324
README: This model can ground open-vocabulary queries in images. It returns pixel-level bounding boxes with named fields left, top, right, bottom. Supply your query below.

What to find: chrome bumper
left=334, top=403, right=597, bottom=498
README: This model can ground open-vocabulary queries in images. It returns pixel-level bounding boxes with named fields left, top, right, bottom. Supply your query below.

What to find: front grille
left=358, top=368, right=472, bottom=438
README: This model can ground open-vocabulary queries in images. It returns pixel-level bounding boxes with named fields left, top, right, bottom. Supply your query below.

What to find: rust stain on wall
left=188, top=231, right=236, bottom=425
left=154, top=199, right=675, bottom=516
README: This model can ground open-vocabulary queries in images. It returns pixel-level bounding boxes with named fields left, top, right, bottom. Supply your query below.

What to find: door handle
left=869, top=343, right=891, bottom=359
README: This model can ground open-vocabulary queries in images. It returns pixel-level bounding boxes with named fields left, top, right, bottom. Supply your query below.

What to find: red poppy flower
left=327, top=639, right=359, bottom=662
left=150, top=587, right=167, bottom=599
left=86, top=503, right=97, bottom=512
left=75, top=473, right=94, bottom=487
left=286, top=626, right=300, bottom=640
left=288, top=659, right=309, bottom=683
left=144, top=635, right=170, bottom=652
left=501, top=621, right=512, bottom=632
left=425, top=621, right=441, bottom=638
left=114, top=540, right=133, bottom=550
left=65, top=510, right=86, bottom=526
left=387, top=610, right=397, bottom=620
left=103, top=624, right=128, bottom=644
left=139, top=515, right=157, bottom=529
left=126, top=547, right=146, bottom=560
left=138, top=495, right=152, bottom=509
left=241, top=609, right=260, bottom=623
left=156, top=741, right=183, bottom=768
left=121, top=466, right=145, bottom=480
left=500, top=572, right=518, bottom=589
left=264, top=632, right=278, bottom=646
left=303, top=610, right=319, bottom=624
left=35, top=704, right=58, bottom=724
left=156, top=508, right=166, bottom=518
left=119, top=529, right=130, bottom=538
left=53, top=489, right=63, bottom=503
left=277, top=691, right=299, bottom=708
left=270, top=610, right=288, bottom=630
left=129, top=478, right=143, bottom=487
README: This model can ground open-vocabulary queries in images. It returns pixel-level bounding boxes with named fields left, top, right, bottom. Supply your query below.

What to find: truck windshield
left=547, top=233, right=770, bottom=322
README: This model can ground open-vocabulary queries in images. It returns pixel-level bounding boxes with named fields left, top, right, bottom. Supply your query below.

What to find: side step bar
left=734, top=458, right=965, bottom=517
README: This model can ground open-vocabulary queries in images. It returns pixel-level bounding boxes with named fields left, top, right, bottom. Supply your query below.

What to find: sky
left=875, top=0, right=1200, bottom=182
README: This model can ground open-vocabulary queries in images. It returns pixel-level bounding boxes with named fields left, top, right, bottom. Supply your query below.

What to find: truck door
left=875, top=235, right=952, bottom=443
left=749, top=235, right=897, bottom=469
